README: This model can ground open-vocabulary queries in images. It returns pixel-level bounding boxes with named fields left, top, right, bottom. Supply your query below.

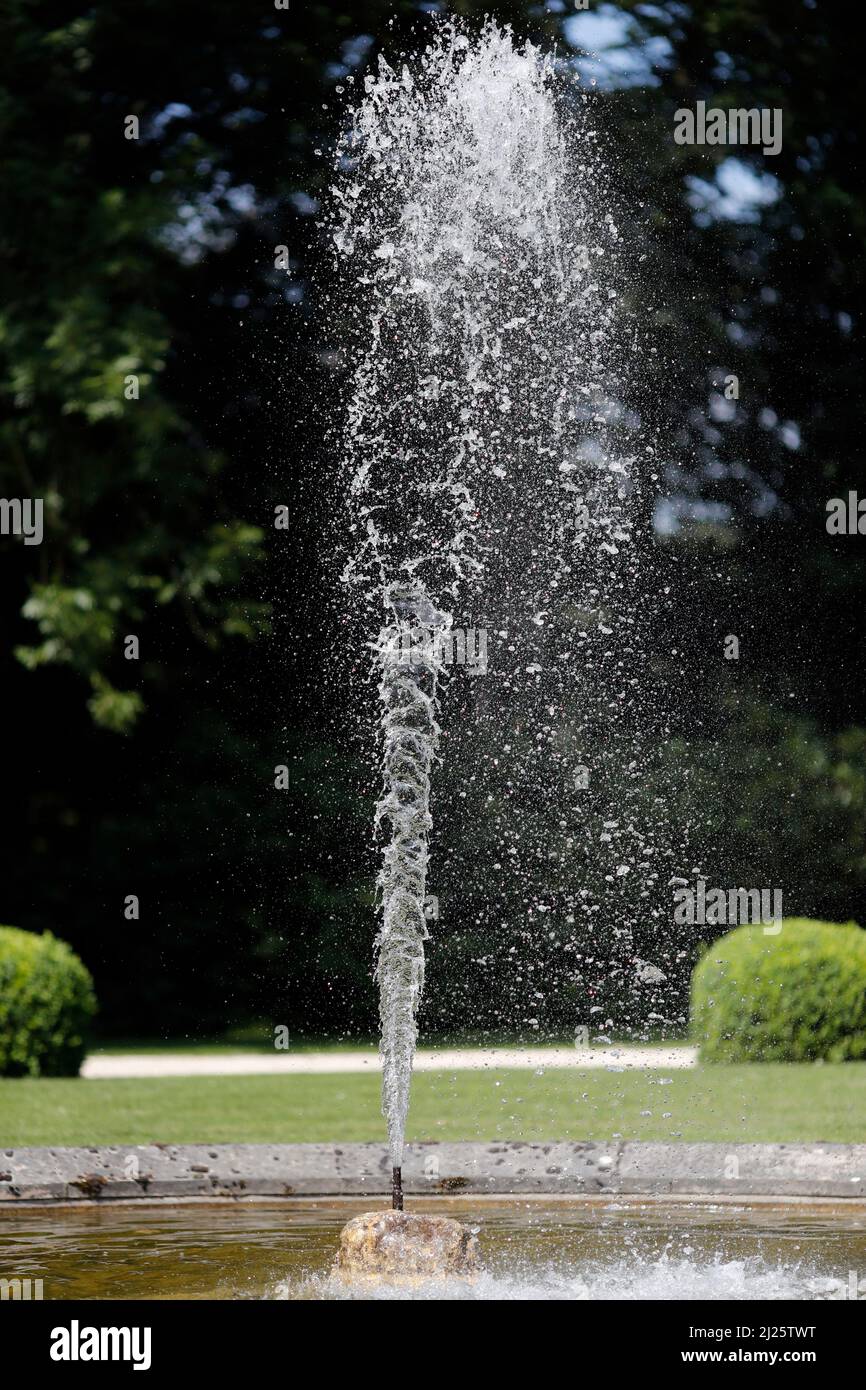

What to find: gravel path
left=82, top=1045, right=697, bottom=1078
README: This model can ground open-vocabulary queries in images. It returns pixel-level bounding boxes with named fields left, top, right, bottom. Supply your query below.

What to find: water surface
left=2, top=1197, right=864, bottom=1300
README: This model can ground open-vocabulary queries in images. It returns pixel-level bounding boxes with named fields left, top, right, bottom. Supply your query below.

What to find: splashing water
left=332, top=22, right=633, bottom=1169
left=292, top=1253, right=842, bottom=1303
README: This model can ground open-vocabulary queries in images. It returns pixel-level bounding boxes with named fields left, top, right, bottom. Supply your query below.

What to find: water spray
left=331, top=21, right=625, bottom=1275
left=374, top=581, right=450, bottom=1190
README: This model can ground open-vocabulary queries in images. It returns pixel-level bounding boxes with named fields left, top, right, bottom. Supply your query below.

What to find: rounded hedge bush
left=0, top=926, right=97, bottom=1077
left=691, top=918, right=866, bottom=1063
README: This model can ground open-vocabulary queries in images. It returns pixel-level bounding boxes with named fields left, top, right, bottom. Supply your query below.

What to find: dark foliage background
left=1, top=0, right=863, bottom=1040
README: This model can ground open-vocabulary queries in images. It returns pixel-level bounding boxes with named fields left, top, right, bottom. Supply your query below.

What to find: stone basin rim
left=3, top=1193, right=866, bottom=1213
left=1, top=1141, right=864, bottom=1203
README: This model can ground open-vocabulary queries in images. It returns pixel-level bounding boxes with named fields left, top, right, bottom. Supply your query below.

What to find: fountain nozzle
left=392, top=1166, right=404, bottom=1210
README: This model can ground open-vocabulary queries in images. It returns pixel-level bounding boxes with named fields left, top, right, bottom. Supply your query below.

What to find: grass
left=2, top=1064, right=865, bottom=1147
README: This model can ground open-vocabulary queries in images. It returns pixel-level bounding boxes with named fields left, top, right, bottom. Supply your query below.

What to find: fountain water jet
left=374, top=580, right=450, bottom=1203
left=331, top=18, right=627, bottom=1265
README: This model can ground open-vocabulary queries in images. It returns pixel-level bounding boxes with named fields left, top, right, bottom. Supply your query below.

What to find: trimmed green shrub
left=691, top=918, right=866, bottom=1063
left=0, top=926, right=97, bottom=1076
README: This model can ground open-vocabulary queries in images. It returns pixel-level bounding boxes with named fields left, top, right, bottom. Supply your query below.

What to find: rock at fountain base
left=335, top=1210, right=480, bottom=1285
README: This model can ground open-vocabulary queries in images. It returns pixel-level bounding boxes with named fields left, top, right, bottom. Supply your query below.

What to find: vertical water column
left=374, top=582, right=450, bottom=1202
left=332, top=20, right=627, bottom=1196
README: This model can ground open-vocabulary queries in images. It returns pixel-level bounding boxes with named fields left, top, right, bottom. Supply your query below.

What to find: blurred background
left=1, top=0, right=864, bottom=1044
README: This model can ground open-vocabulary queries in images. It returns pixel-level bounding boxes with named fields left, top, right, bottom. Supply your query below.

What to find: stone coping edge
left=1, top=1142, right=864, bottom=1203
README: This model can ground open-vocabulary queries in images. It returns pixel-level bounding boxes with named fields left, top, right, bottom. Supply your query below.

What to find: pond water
left=2, top=1197, right=865, bottom=1300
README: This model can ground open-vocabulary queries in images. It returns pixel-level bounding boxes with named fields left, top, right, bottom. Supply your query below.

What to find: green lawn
left=2, top=1064, right=865, bottom=1146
